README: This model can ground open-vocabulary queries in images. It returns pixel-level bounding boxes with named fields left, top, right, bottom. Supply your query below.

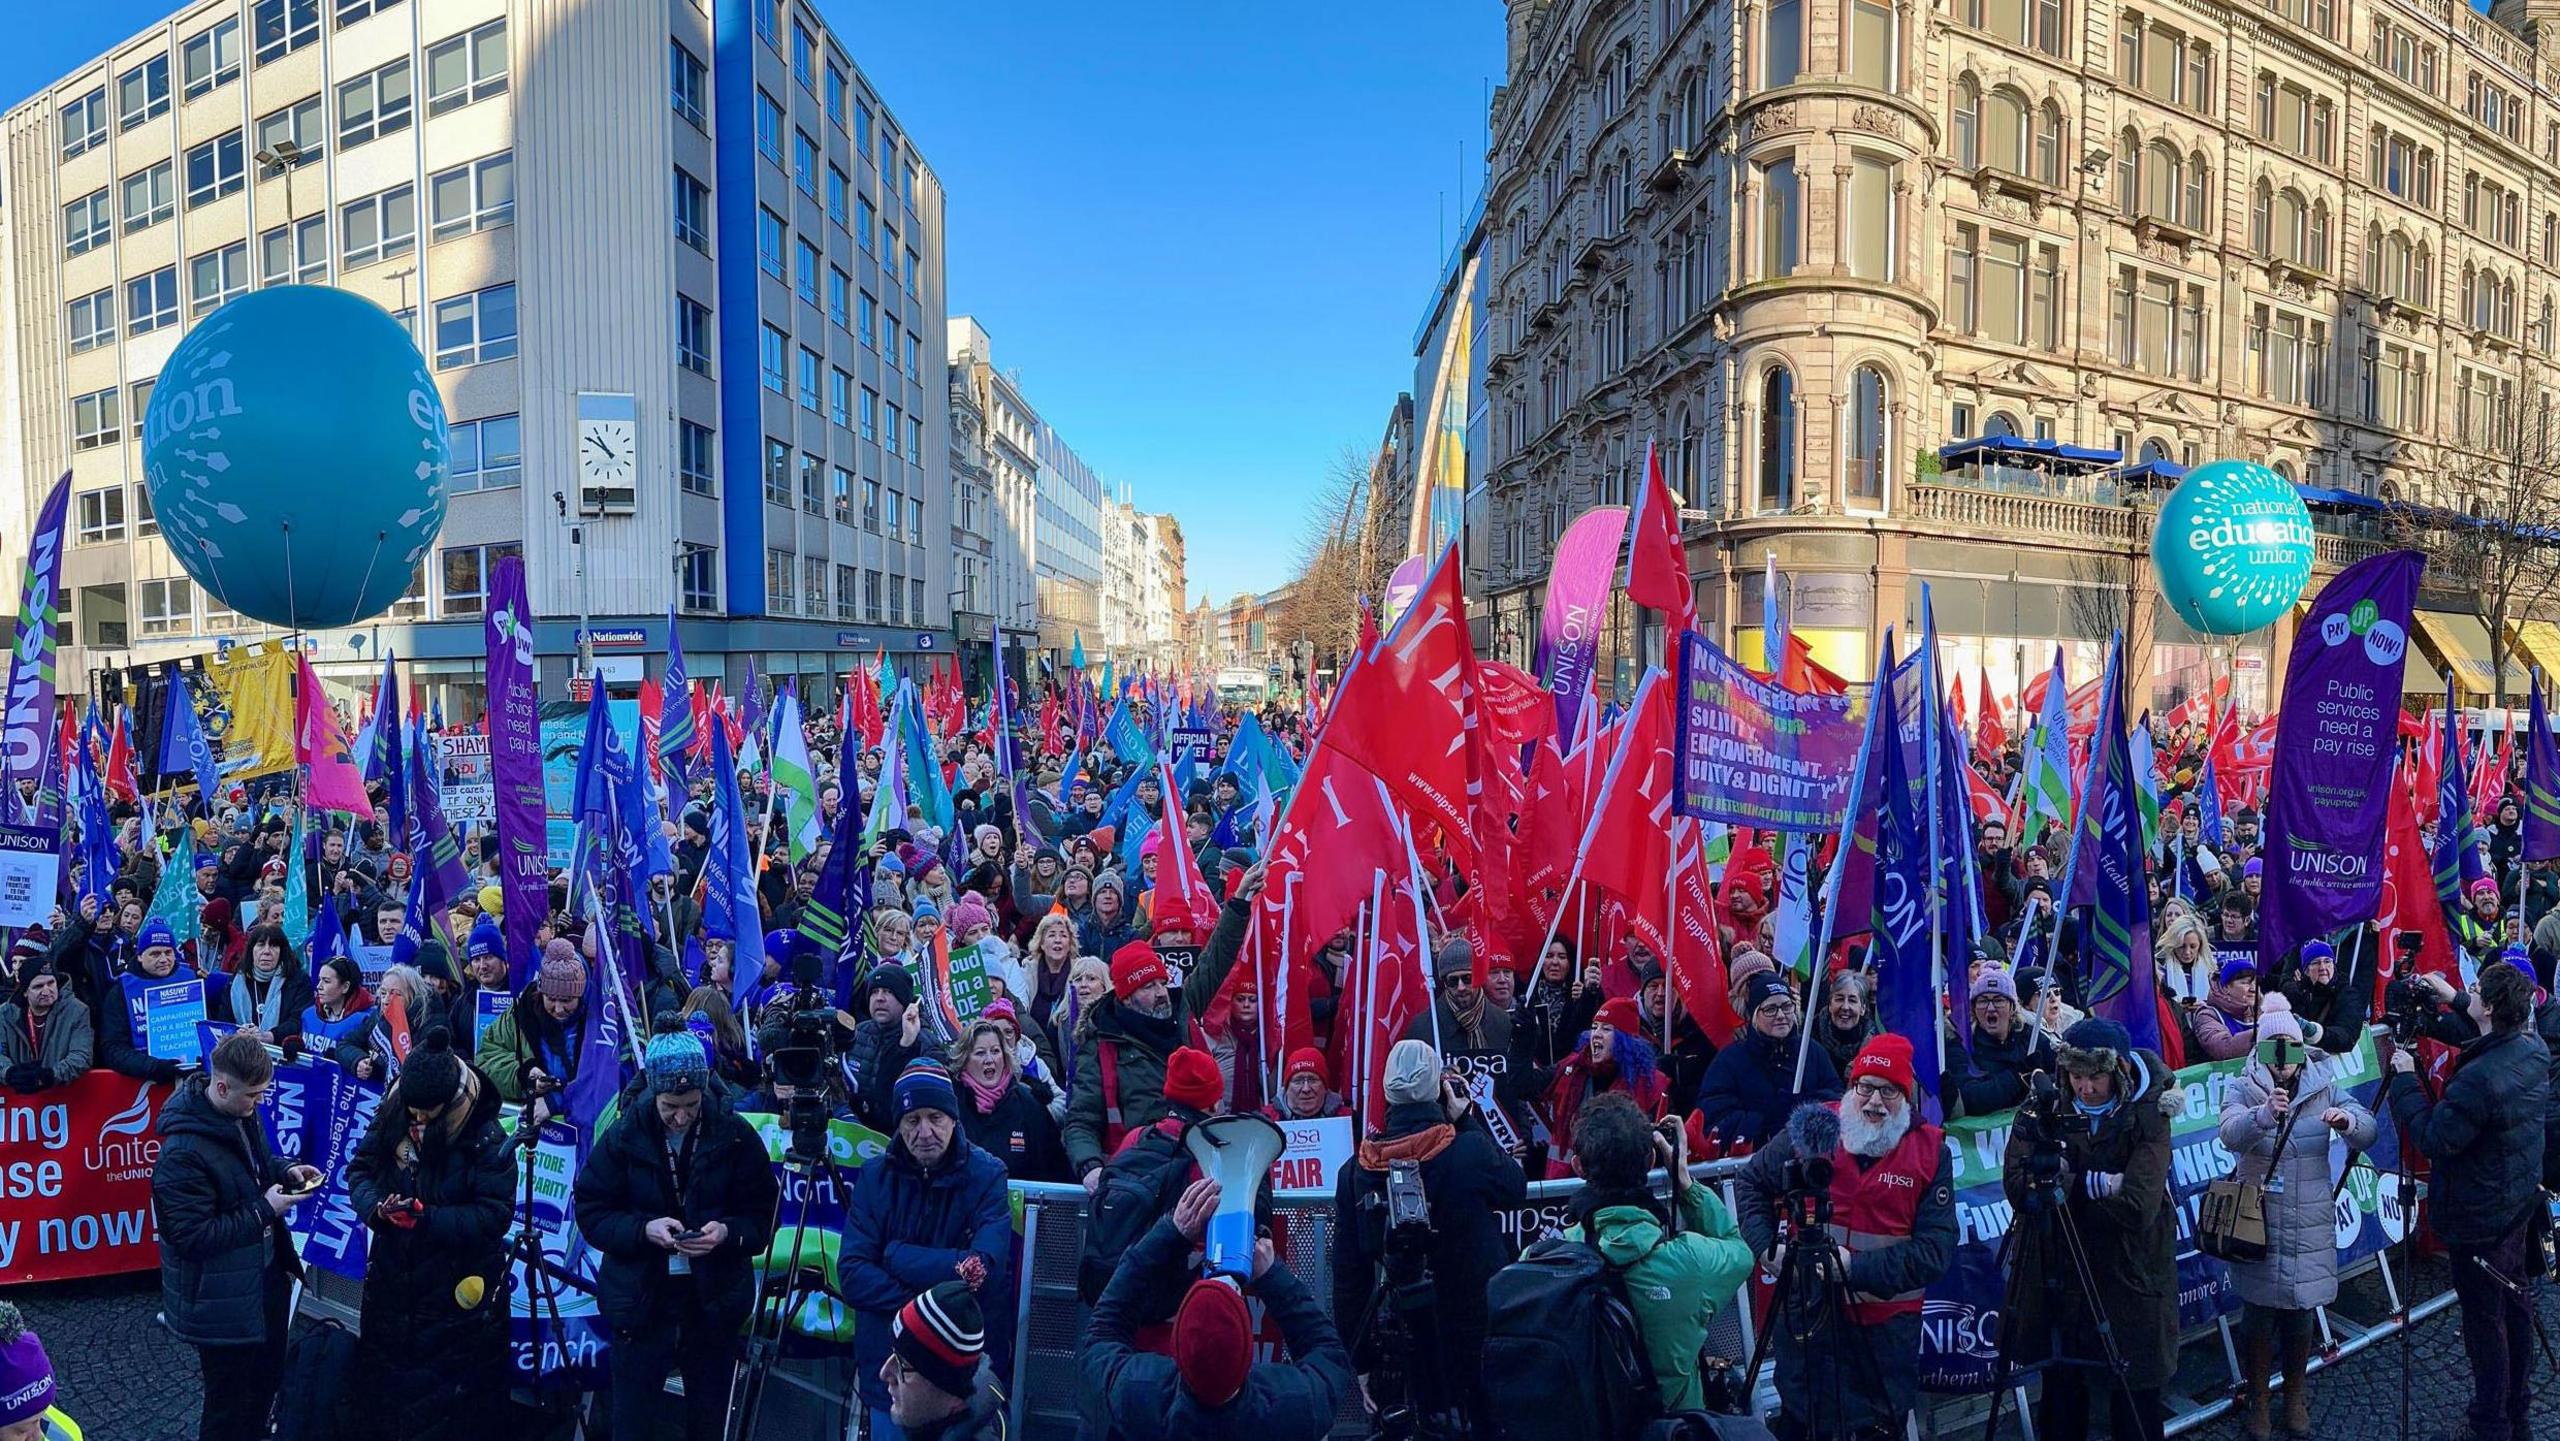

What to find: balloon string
left=348, top=531, right=387, bottom=633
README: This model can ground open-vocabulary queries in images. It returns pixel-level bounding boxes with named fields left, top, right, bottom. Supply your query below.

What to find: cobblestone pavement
left=11, top=1262, right=2558, bottom=1439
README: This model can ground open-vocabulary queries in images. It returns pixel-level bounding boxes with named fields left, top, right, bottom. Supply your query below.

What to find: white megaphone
left=1185, top=1113, right=1285, bottom=1279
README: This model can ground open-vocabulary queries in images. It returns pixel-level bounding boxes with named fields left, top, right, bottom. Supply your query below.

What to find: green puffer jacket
left=1567, top=1180, right=1756, bottom=1413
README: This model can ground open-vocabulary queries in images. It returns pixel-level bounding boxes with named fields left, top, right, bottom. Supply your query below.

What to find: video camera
left=2012, top=1072, right=2089, bottom=1206
left=2382, top=932, right=2434, bottom=1042
left=766, top=963, right=841, bottom=1164
left=1371, top=1159, right=1435, bottom=1277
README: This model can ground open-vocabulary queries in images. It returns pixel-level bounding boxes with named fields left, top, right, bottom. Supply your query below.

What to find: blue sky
left=4, top=3, right=1503, bottom=606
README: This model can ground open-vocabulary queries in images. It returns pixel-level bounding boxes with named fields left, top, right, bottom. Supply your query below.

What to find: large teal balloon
left=2149, top=461, right=2315, bottom=636
left=143, top=286, right=451, bottom=630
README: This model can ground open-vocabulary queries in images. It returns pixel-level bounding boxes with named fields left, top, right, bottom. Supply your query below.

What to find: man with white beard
left=1736, top=1034, right=1955, bottom=1441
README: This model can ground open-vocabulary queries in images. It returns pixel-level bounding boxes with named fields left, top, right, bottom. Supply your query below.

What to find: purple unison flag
left=1864, top=643, right=1945, bottom=1119
left=2256, top=551, right=2425, bottom=973
left=2059, top=635, right=2160, bottom=1051
left=1535, top=507, right=1630, bottom=744
left=484, top=556, right=549, bottom=990
left=6, top=475, right=72, bottom=823
left=2525, top=676, right=2560, bottom=862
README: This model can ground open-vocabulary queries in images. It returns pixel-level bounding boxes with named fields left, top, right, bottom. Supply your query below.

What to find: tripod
left=1353, top=1253, right=1463, bottom=1441
left=1736, top=1206, right=1892, bottom=1441
left=725, top=1139, right=852, bottom=1441
left=505, top=1103, right=594, bottom=1440
left=1977, top=1155, right=2146, bottom=1441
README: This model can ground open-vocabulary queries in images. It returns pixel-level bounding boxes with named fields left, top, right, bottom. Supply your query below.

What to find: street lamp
left=253, top=139, right=308, bottom=221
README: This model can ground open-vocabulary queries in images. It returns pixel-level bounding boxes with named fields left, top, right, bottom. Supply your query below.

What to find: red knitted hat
left=1283, top=1048, right=1328, bottom=1086
left=1848, top=1033, right=1917, bottom=1099
left=1162, top=1045, right=1224, bottom=1113
left=1110, top=941, right=1168, bottom=1001
left=1594, top=996, right=1642, bottom=1038
left=1172, top=1276, right=1253, bottom=1406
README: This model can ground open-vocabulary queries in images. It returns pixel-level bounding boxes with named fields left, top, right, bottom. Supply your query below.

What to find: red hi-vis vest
left=1823, top=1119, right=1945, bottom=1325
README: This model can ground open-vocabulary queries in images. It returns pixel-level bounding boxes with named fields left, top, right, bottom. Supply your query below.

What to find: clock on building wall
left=577, top=392, right=638, bottom=515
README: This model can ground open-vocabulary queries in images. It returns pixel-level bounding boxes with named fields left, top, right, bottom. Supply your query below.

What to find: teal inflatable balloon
left=143, top=286, right=450, bottom=630
left=2149, top=461, right=2315, bottom=636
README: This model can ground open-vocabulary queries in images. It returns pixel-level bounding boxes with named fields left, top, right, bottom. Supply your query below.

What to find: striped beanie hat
left=892, top=1281, right=985, bottom=1398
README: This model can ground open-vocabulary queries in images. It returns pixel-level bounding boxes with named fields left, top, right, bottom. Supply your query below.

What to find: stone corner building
left=1477, top=0, right=2557, bottom=716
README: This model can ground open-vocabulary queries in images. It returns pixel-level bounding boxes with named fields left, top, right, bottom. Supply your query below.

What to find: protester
left=0, top=1301, right=77, bottom=1441
left=1541, top=997, right=1670, bottom=1176
left=2190, top=955, right=2262, bottom=1062
left=1808, top=968, right=1876, bottom=1079
left=1080, top=1177, right=1352, bottom=1441
left=1272, top=1048, right=1346, bottom=1119
left=1953, top=968, right=2057, bottom=1117
left=2384, top=962, right=2551, bottom=1441
left=573, top=1029, right=779, bottom=1441
left=151, top=1031, right=323, bottom=1441
left=841, top=1060, right=1017, bottom=1441
left=84, top=913, right=189, bottom=1084
left=343, top=1027, right=513, bottom=1441
left=2215, top=996, right=2375, bottom=1441
left=880, top=1282, right=1008, bottom=1441
left=1736, top=1035, right=1954, bottom=1440
left=1564, top=1092, right=1754, bottom=1413
left=1694, top=973, right=1840, bottom=1149
left=477, top=941, right=593, bottom=1101
left=2002, top=1017, right=2181, bottom=1441
left=204, top=925, right=310, bottom=1050
left=0, top=960, right=92, bottom=1094
left=1331, top=1040, right=1526, bottom=1433
left=953, top=1018, right=1070, bottom=1182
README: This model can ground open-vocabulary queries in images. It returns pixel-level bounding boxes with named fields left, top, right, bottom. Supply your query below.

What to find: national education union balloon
left=2148, top=461, right=2315, bottom=636
left=143, top=285, right=451, bottom=630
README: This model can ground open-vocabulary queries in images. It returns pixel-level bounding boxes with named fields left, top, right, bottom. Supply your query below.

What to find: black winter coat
left=153, top=1072, right=299, bottom=1346
left=1955, top=1019, right=2057, bottom=1118
left=837, top=1134, right=1017, bottom=1412
left=572, top=1088, right=780, bottom=1335
left=959, top=1076, right=1070, bottom=1182
left=2541, top=998, right=2560, bottom=1192
left=1330, top=1102, right=1527, bottom=1370
left=2000, top=1049, right=2181, bottom=1388
left=1694, top=1026, right=1841, bottom=1147
left=344, top=1067, right=514, bottom=1440
left=2387, top=1023, right=2553, bottom=1245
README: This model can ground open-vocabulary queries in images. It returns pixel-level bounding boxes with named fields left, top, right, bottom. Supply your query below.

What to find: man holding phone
left=151, top=1030, right=323, bottom=1441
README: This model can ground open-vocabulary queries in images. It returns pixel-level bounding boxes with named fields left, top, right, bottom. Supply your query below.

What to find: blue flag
left=2197, top=750, right=2226, bottom=851
left=798, top=726, right=873, bottom=986
left=2057, top=635, right=2161, bottom=1052
left=1104, top=697, right=1154, bottom=770
left=660, top=608, right=695, bottom=788
left=2527, top=677, right=2560, bottom=863
left=406, top=731, right=474, bottom=922
left=2434, top=721, right=2487, bottom=914
left=1864, top=640, right=1945, bottom=1119
left=570, top=681, right=654, bottom=992
left=73, top=707, right=115, bottom=913
left=158, top=671, right=223, bottom=807
left=705, top=723, right=767, bottom=1013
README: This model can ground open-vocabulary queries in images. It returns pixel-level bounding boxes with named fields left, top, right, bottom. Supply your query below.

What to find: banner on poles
left=0, top=1071, right=166, bottom=1284
left=1672, top=631, right=1867, bottom=832
left=1535, top=507, right=1628, bottom=742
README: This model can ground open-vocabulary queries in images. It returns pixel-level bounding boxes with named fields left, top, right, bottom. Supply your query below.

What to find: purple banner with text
left=1672, top=630, right=1868, bottom=833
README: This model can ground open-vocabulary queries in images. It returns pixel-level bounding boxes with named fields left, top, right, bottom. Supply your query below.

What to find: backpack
left=1075, top=1117, right=1195, bottom=1305
left=1482, top=1236, right=1665, bottom=1441
left=271, top=1317, right=357, bottom=1441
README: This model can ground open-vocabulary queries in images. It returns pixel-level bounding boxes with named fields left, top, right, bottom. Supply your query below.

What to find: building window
left=184, top=131, right=245, bottom=208
left=1763, top=0, right=1803, bottom=86
left=857, top=101, right=873, bottom=154
left=431, top=284, right=518, bottom=369
left=341, top=183, right=417, bottom=267
left=837, top=563, right=860, bottom=618
left=138, top=578, right=194, bottom=637
left=828, top=268, right=851, bottom=329
left=677, top=295, right=713, bottom=375
left=794, top=130, right=818, bottom=197
left=120, top=161, right=176, bottom=233
left=429, top=152, right=513, bottom=239
left=189, top=242, right=248, bottom=318
left=858, top=290, right=878, bottom=347
left=674, top=168, right=710, bottom=251
left=118, top=55, right=170, bottom=131
left=68, top=289, right=116, bottom=353
left=439, top=543, right=521, bottom=618
left=63, top=190, right=111, bottom=257
left=253, top=96, right=324, bottom=168
left=860, top=388, right=879, bottom=443
left=1850, top=0, right=1897, bottom=89
left=764, top=438, right=790, bottom=505
left=126, top=267, right=178, bottom=334
left=447, top=414, right=522, bottom=491
left=1845, top=366, right=1888, bottom=503
left=864, top=570, right=882, bottom=620
left=1757, top=368, right=1796, bottom=511
left=828, top=166, right=850, bottom=227
left=826, top=64, right=849, bottom=126
left=829, top=368, right=852, bottom=428
left=908, top=494, right=924, bottom=538
left=885, top=404, right=904, bottom=458
left=768, top=550, right=795, bottom=610
left=798, top=347, right=821, bottom=412
left=832, top=466, right=854, bottom=524
left=2246, top=305, right=2328, bottom=406
left=426, top=20, right=508, bottom=115
left=671, top=39, right=707, bottom=128
left=680, top=545, right=718, bottom=611
left=795, top=239, right=820, bottom=305
left=1758, top=158, right=1799, bottom=279
left=759, top=324, right=787, bottom=392
left=755, top=0, right=777, bottom=43
left=858, top=196, right=877, bottom=250
left=335, top=0, right=402, bottom=27
left=799, top=453, right=824, bottom=514
left=71, top=391, right=122, bottom=457
left=253, top=0, right=319, bottom=64
left=182, top=19, right=243, bottom=100
left=2362, top=339, right=2426, bottom=428
left=755, top=90, right=783, bottom=165
left=1846, top=156, right=1895, bottom=281
left=75, top=484, right=127, bottom=541
left=679, top=421, right=716, bottom=495
left=884, top=487, right=903, bottom=540
left=903, top=247, right=919, bottom=295
left=1946, top=223, right=1977, bottom=332
left=336, top=59, right=412, bottom=148
left=758, top=207, right=786, bottom=278
left=60, top=88, right=106, bottom=159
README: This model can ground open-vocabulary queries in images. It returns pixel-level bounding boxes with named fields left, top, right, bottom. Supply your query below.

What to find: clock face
left=580, top=419, right=635, bottom=484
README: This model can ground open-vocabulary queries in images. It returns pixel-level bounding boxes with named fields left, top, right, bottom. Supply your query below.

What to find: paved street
left=15, top=1259, right=2557, bottom=1440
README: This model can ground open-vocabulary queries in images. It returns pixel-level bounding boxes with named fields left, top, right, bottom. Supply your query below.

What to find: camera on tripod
left=2012, top=1072, right=2088, bottom=1205
left=765, top=987, right=840, bottom=1163
left=1356, top=1160, right=1459, bottom=1441
left=2382, top=932, right=2435, bottom=1041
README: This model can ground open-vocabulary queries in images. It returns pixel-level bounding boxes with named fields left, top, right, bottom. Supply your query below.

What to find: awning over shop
left=2121, top=459, right=2188, bottom=486
left=1937, top=435, right=2122, bottom=470
left=2512, top=620, right=2560, bottom=684
left=2294, top=484, right=2383, bottom=512
left=2399, top=665, right=2449, bottom=696
left=2413, top=611, right=2529, bottom=697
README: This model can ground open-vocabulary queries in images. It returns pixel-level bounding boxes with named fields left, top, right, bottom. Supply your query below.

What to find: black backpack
left=1076, top=1118, right=1196, bottom=1305
left=272, top=1316, right=356, bottom=1441
left=1482, top=1236, right=1665, bottom=1441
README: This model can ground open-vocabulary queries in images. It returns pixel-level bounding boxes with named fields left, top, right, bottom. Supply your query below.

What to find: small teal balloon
left=143, top=286, right=450, bottom=630
left=2149, top=461, right=2315, bottom=636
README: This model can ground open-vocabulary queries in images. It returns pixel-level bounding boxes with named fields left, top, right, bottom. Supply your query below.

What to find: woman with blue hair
left=1538, top=995, right=1668, bottom=1178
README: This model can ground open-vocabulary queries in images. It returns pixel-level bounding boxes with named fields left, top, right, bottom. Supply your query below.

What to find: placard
left=142, top=979, right=206, bottom=1062
left=475, top=989, right=512, bottom=1048
left=349, top=942, right=395, bottom=982
left=1268, top=1115, right=1353, bottom=1196
left=1167, top=725, right=1214, bottom=769
left=433, top=730, right=494, bottom=829
left=1673, top=630, right=1867, bottom=833
left=0, top=1071, right=172, bottom=1284
left=0, top=823, right=61, bottom=928
left=1467, top=1070, right=1521, bottom=1153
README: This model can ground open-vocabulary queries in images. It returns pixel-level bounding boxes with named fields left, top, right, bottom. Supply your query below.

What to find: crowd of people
left=0, top=678, right=2548, bottom=1441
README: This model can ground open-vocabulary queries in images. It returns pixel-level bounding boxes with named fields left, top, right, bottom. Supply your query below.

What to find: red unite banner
left=0, top=1070, right=170, bottom=1285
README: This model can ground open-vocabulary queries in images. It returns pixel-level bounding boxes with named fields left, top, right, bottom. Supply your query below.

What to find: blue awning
left=1938, top=435, right=2123, bottom=470
left=2294, top=484, right=2381, bottom=512
left=2120, top=459, right=2187, bottom=486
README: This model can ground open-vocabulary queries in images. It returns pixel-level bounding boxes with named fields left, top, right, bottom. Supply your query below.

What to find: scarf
left=230, top=965, right=286, bottom=1033
left=963, top=1068, right=1010, bottom=1113
left=1450, top=988, right=1493, bottom=1051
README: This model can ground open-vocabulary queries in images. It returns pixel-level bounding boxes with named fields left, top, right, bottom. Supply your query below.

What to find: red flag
left=1577, top=670, right=1677, bottom=956
left=1974, top=669, right=2006, bottom=764
left=638, top=677, right=664, bottom=787
left=2164, top=673, right=2230, bottom=735
left=1947, top=676, right=1969, bottom=737
left=2376, top=761, right=2459, bottom=998
left=1781, top=637, right=1850, bottom=696
left=1667, top=821, right=1740, bottom=1045
left=1474, top=659, right=1557, bottom=745
left=1323, top=548, right=1479, bottom=862
left=104, top=707, right=138, bottom=804
left=1357, top=597, right=1381, bottom=651
left=1626, top=442, right=1696, bottom=632
left=1345, top=859, right=1430, bottom=1131
left=1150, top=755, right=1219, bottom=936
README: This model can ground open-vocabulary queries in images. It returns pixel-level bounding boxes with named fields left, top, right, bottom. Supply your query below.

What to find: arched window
left=1765, top=0, right=1803, bottom=87
left=1985, top=411, right=2020, bottom=437
left=2139, top=436, right=2172, bottom=463
left=1759, top=367, right=1798, bottom=511
left=1985, top=89, right=2029, bottom=173
left=2272, top=460, right=2295, bottom=484
left=2275, top=188, right=2306, bottom=261
left=2251, top=180, right=2272, bottom=251
left=1670, top=406, right=1695, bottom=492
left=1850, top=0, right=1898, bottom=88
left=2308, top=200, right=2329, bottom=270
left=1952, top=77, right=1980, bottom=169
left=2116, top=128, right=2141, bottom=213
left=2144, top=140, right=2181, bottom=220
left=1845, top=366, right=1889, bottom=502
left=2184, top=151, right=2210, bottom=228
left=1760, top=157, right=1800, bottom=278
left=2036, top=102, right=2065, bottom=183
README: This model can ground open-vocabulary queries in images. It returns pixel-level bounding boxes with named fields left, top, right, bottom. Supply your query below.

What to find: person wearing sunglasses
left=2215, top=995, right=2375, bottom=1439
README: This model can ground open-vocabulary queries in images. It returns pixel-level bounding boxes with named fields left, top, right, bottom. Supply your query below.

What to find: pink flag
left=296, top=654, right=375, bottom=817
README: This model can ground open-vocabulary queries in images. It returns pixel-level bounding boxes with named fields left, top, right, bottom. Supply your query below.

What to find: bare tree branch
left=2389, top=399, right=2560, bottom=710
